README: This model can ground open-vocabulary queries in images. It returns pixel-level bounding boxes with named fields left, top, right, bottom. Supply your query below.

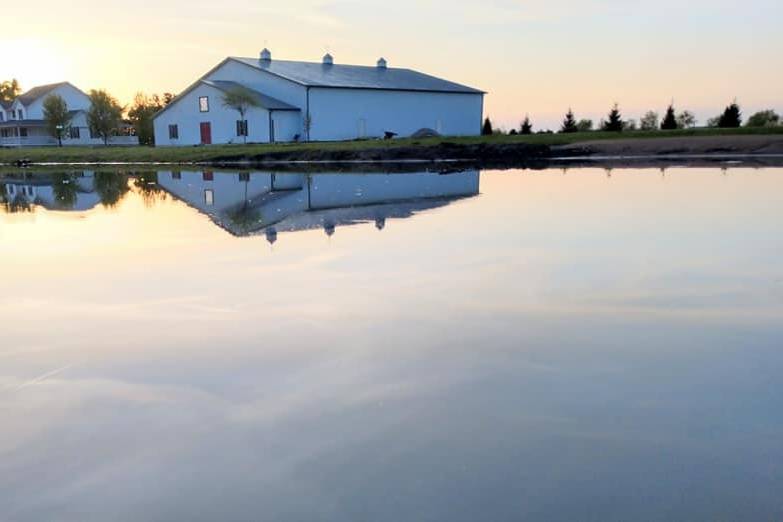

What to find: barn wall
left=153, top=83, right=279, bottom=146
left=308, top=88, right=483, bottom=141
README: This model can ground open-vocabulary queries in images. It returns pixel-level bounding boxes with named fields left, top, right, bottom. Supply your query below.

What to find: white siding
left=308, top=88, right=483, bottom=141
left=154, top=83, right=291, bottom=146
left=153, top=58, right=484, bottom=145
left=24, top=84, right=92, bottom=119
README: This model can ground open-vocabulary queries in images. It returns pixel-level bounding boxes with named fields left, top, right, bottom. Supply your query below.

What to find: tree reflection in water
left=133, top=172, right=167, bottom=207
left=51, top=173, right=79, bottom=210
left=94, top=172, right=130, bottom=208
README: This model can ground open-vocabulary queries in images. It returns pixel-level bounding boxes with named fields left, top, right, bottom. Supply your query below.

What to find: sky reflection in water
left=1, top=168, right=782, bottom=522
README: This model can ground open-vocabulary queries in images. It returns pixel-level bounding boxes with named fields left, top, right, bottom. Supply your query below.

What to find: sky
left=2, top=0, right=782, bottom=130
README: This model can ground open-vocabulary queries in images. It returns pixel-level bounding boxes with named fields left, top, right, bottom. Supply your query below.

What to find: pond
left=1, top=167, right=782, bottom=521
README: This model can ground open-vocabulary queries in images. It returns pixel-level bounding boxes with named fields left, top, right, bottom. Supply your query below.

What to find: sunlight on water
left=1, top=167, right=782, bottom=521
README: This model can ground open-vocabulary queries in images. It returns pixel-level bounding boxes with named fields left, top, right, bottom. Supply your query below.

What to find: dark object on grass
left=411, top=128, right=440, bottom=139
left=384, top=131, right=398, bottom=140
left=482, top=117, right=493, bottom=135
left=293, top=134, right=301, bottom=142
left=14, top=158, right=31, bottom=168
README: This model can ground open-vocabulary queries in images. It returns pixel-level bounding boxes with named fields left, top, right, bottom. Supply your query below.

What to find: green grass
left=1, top=126, right=781, bottom=165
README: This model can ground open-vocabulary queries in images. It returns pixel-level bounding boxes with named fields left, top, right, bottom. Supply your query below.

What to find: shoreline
left=2, top=133, right=783, bottom=170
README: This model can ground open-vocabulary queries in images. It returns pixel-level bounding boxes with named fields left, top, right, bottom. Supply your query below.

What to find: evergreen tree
left=520, top=115, right=533, bottom=135
left=661, top=104, right=678, bottom=130
left=717, top=101, right=742, bottom=128
left=601, top=103, right=624, bottom=132
left=560, top=108, right=578, bottom=133
left=482, top=117, right=494, bottom=136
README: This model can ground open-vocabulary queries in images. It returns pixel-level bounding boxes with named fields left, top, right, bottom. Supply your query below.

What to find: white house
left=0, top=82, right=137, bottom=147
left=153, top=50, right=485, bottom=146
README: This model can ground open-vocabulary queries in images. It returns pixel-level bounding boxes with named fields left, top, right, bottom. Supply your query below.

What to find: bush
left=746, top=110, right=780, bottom=128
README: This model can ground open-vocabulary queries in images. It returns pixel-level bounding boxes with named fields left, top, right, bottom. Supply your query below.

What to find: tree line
left=481, top=101, right=781, bottom=136
left=2, top=78, right=175, bottom=146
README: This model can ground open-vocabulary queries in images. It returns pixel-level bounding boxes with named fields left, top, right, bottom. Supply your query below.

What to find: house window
left=204, top=189, right=214, bottom=206
left=17, top=110, right=23, bottom=119
left=236, top=120, right=248, bottom=137
left=238, top=173, right=250, bottom=182
left=203, top=172, right=213, bottom=181
left=19, top=128, right=28, bottom=138
left=0, top=112, right=4, bottom=122
left=199, top=96, right=209, bottom=113
left=1, top=129, right=8, bottom=138
left=70, top=127, right=81, bottom=139
left=168, top=124, right=179, bottom=139
left=172, top=172, right=182, bottom=180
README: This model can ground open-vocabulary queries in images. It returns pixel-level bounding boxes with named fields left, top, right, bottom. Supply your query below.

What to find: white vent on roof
left=377, top=58, right=387, bottom=69
left=322, top=53, right=334, bottom=66
left=260, top=48, right=272, bottom=62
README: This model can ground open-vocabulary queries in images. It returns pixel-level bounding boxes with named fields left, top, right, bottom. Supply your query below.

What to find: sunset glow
left=3, top=0, right=781, bottom=130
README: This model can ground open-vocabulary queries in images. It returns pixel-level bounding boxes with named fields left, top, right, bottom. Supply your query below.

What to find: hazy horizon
left=3, top=0, right=781, bottom=130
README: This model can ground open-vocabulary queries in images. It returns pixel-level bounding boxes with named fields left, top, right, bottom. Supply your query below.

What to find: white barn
left=0, top=82, right=137, bottom=147
left=153, top=50, right=485, bottom=146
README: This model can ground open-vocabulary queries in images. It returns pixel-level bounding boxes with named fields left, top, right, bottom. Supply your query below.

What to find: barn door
left=200, top=122, right=212, bottom=145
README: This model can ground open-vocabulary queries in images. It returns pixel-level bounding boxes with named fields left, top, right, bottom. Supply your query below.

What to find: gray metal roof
left=230, top=57, right=485, bottom=94
left=16, top=82, right=73, bottom=106
left=200, top=80, right=299, bottom=111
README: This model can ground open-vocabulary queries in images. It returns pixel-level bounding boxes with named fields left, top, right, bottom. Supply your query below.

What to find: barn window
left=168, top=124, right=179, bottom=139
left=199, top=96, right=209, bottom=113
left=70, top=127, right=80, bottom=139
left=204, top=189, right=214, bottom=206
left=236, top=120, right=248, bottom=137
left=19, top=128, right=28, bottom=137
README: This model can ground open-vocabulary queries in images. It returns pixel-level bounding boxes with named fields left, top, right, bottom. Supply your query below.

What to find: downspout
left=306, top=87, right=311, bottom=142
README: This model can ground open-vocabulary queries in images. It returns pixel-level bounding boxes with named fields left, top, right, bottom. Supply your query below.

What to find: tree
left=221, top=87, right=261, bottom=144
left=623, top=119, right=637, bottom=131
left=641, top=110, right=660, bottom=131
left=661, top=105, right=677, bottom=130
left=576, top=119, right=593, bottom=132
left=128, top=93, right=166, bottom=146
left=676, top=110, right=697, bottom=129
left=0, top=79, right=21, bottom=102
left=42, top=95, right=72, bottom=147
left=482, top=117, right=494, bottom=136
left=87, top=90, right=124, bottom=145
left=717, top=101, right=742, bottom=128
left=520, top=115, right=533, bottom=135
left=602, top=103, right=624, bottom=132
left=560, top=108, right=578, bottom=133
left=746, top=110, right=780, bottom=128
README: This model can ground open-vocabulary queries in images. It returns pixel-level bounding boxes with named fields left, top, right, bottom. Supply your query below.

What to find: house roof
left=200, top=80, right=299, bottom=111
left=16, top=82, right=74, bottom=106
left=230, top=57, right=485, bottom=94
left=0, top=99, right=12, bottom=109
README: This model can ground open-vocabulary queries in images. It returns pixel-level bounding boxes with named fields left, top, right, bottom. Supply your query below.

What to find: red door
left=200, top=122, right=212, bottom=145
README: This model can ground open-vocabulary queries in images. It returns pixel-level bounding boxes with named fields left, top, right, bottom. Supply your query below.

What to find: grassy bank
left=2, top=127, right=782, bottom=165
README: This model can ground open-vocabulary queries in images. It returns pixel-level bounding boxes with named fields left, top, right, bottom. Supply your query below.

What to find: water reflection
left=1, top=166, right=782, bottom=522
left=156, top=170, right=480, bottom=239
left=1, top=171, right=479, bottom=241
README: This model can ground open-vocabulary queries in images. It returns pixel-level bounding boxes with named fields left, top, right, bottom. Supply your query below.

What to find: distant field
left=1, top=127, right=782, bottom=165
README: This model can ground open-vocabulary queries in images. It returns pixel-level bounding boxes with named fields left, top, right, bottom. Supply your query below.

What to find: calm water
left=1, top=168, right=782, bottom=521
